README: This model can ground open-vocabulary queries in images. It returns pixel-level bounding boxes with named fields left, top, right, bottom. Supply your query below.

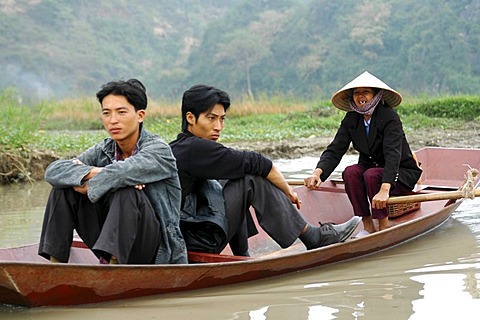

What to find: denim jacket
left=180, top=179, right=228, bottom=253
left=45, top=129, right=188, bottom=264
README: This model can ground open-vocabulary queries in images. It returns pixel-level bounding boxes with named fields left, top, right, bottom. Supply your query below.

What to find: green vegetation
left=401, top=96, right=480, bottom=120
left=1, top=91, right=478, bottom=157
left=1, top=1, right=480, bottom=101
left=0, top=88, right=44, bottom=149
left=396, top=96, right=480, bottom=131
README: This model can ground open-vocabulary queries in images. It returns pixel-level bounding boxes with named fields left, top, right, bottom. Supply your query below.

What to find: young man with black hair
left=38, top=79, right=187, bottom=264
left=170, top=84, right=361, bottom=256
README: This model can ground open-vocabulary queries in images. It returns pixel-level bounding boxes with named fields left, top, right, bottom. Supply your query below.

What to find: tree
left=348, top=1, right=392, bottom=59
left=215, top=30, right=271, bottom=100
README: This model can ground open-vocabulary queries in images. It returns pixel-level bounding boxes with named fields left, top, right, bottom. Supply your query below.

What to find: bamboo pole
left=287, top=179, right=479, bottom=204
left=389, top=167, right=479, bottom=204
left=387, top=188, right=480, bottom=204
left=286, top=179, right=305, bottom=186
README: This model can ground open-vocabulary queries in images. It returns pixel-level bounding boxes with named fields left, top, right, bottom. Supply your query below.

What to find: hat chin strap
left=349, top=90, right=383, bottom=115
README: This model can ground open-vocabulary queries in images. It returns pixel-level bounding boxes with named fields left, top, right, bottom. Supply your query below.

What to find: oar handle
left=387, top=188, right=480, bottom=204
left=286, top=179, right=305, bottom=185
left=288, top=179, right=479, bottom=204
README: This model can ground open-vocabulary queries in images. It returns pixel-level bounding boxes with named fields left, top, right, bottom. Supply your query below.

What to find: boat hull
left=0, top=200, right=460, bottom=307
left=1, top=146, right=477, bottom=307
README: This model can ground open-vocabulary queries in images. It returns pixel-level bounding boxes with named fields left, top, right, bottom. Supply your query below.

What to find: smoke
left=3, top=64, right=54, bottom=99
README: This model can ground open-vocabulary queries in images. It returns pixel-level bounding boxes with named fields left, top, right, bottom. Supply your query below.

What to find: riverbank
left=2, top=94, right=480, bottom=184
left=2, top=126, right=479, bottom=184
left=225, top=125, right=480, bottom=159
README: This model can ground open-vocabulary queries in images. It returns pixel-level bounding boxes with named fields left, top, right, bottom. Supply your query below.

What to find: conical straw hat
left=331, top=71, right=402, bottom=111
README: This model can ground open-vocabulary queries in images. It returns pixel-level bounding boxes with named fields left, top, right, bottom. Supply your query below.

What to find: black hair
left=181, top=84, right=231, bottom=132
left=96, top=78, right=147, bottom=111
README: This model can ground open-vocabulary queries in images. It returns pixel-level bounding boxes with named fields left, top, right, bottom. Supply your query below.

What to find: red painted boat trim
left=0, top=147, right=478, bottom=307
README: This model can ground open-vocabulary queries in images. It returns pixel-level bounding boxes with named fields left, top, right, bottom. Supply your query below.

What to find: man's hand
left=288, top=190, right=302, bottom=209
left=82, top=167, right=103, bottom=181
left=72, top=159, right=83, bottom=165
left=74, top=182, right=88, bottom=194
left=73, top=160, right=103, bottom=195
left=73, top=159, right=145, bottom=192
left=265, top=165, right=302, bottom=209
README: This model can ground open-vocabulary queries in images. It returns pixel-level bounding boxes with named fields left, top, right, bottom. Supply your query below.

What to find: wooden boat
left=1, top=147, right=479, bottom=308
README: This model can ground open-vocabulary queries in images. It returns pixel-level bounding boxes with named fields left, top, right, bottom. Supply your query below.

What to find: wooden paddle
left=387, top=188, right=480, bottom=204
left=286, top=179, right=480, bottom=204
left=286, top=179, right=306, bottom=186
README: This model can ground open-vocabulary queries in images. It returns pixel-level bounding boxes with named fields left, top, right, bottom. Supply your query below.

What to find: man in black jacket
left=170, top=84, right=360, bottom=256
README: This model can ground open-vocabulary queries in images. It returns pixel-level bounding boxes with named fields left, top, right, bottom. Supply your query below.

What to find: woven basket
left=388, top=202, right=421, bottom=218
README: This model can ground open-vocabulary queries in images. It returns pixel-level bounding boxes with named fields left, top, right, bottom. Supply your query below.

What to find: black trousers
left=38, top=187, right=161, bottom=264
left=223, top=175, right=307, bottom=255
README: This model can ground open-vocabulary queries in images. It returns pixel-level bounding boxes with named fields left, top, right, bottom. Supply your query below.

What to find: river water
left=1, top=156, right=480, bottom=319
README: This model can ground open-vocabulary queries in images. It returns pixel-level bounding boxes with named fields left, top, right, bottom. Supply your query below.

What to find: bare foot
left=362, top=216, right=376, bottom=233
left=378, top=217, right=390, bottom=231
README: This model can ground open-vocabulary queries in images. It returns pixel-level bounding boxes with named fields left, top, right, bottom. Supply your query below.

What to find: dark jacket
left=316, top=103, right=422, bottom=190
left=169, top=131, right=272, bottom=252
left=170, top=131, right=272, bottom=206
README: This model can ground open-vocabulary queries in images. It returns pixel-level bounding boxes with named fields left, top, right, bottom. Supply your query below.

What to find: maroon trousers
left=342, top=165, right=413, bottom=219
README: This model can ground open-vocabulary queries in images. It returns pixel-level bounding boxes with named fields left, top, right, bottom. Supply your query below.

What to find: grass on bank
left=1, top=88, right=479, bottom=157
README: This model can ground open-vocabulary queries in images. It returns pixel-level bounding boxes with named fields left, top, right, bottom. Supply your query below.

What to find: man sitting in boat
left=38, top=79, right=187, bottom=264
left=304, top=71, right=422, bottom=234
left=169, top=84, right=361, bottom=256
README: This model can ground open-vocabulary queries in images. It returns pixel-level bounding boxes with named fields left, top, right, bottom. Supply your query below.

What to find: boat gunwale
left=0, top=199, right=462, bottom=269
left=1, top=146, right=477, bottom=307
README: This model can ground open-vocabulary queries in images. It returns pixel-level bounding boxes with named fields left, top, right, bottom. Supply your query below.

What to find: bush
left=401, top=96, right=480, bottom=120
left=0, top=94, right=477, bottom=154
left=0, top=89, right=44, bottom=150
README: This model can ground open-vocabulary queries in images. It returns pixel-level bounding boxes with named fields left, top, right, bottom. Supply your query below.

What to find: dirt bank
left=0, top=149, right=58, bottom=184
left=225, top=126, right=480, bottom=159
left=1, top=127, right=479, bottom=184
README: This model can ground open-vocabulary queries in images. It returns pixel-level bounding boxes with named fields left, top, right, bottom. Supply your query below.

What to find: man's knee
left=50, top=186, right=75, bottom=197
left=47, top=187, right=81, bottom=207
left=110, top=187, right=147, bottom=204
left=110, top=187, right=155, bottom=219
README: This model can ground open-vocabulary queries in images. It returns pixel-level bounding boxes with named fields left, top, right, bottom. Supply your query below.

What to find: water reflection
left=274, top=156, right=354, bottom=180
left=1, top=157, right=480, bottom=319
left=410, top=274, right=480, bottom=319
left=0, top=182, right=48, bottom=247
left=249, top=305, right=345, bottom=320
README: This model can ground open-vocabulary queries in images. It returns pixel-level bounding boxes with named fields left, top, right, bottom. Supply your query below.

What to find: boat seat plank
left=260, top=243, right=305, bottom=258
left=188, top=251, right=254, bottom=263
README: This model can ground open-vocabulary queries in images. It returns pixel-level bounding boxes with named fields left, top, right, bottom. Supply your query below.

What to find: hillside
left=1, top=0, right=480, bottom=100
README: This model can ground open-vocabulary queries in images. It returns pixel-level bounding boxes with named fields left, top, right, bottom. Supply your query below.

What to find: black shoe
left=308, top=216, right=361, bottom=249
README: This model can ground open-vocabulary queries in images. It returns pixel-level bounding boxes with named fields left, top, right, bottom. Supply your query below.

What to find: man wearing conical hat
left=304, top=71, right=422, bottom=234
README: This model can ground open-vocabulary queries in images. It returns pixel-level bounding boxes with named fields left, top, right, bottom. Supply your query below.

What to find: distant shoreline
left=225, top=127, right=480, bottom=160
left=1, top=127, right=479, bottom=185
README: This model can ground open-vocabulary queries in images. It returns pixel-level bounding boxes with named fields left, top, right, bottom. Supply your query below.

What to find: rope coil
left=459, top=165, right=479, bottom=199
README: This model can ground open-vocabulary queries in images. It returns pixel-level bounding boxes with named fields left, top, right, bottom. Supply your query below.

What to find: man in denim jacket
left=38, top=79, right=187, bottom=264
